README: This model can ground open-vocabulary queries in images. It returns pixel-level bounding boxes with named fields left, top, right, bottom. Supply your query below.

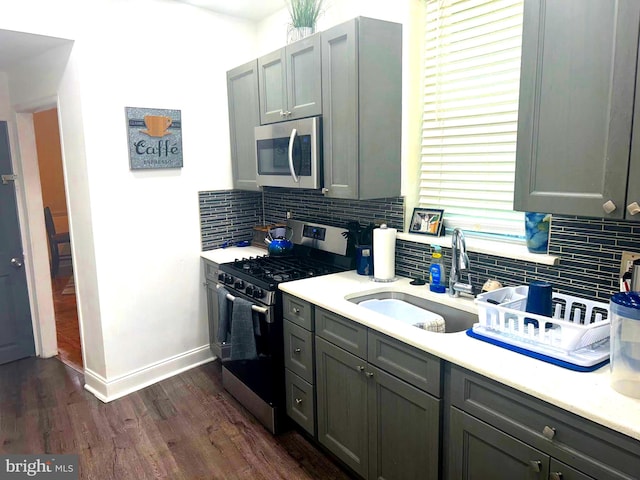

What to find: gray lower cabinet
left=514, top=0, right=640, bottom=219
left=227, top=60, right=260, bottom=191
left=258, top=34, right=321, bottom=124
left=449, top=407, right=551, bottom=480
left=203, top=259, right=230, bottom=359
left=283, top=294, right=316, bottom=436
left=447, top=365, right=640, bottom=480
left=320, top=17, right=402, bottom=200
left=316, top=336, right=369, bottom=477
left=315, top=320, right=441, bottom=480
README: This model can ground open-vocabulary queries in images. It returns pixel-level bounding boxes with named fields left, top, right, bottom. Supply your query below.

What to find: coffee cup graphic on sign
left=141, top=115, right=172, bottom=137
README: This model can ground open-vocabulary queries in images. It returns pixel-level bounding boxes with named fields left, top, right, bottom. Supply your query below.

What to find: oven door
left=217, top=285, right=285, bottom=433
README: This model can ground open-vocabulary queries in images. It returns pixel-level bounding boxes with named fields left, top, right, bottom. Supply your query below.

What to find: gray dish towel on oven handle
left=230, top=297, right=259, bottom=360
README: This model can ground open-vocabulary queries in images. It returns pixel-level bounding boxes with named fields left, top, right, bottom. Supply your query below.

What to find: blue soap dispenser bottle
left=429, top=245, right=446, bottom=293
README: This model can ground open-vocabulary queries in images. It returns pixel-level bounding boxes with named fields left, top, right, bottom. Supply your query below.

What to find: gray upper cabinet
left=227, top=60, right=260, bottom=191
left=514, top=0, right=640, bottom=219
left=258, top=34, right=322, bottom=124
left=321, top=17, right=402, bottom=199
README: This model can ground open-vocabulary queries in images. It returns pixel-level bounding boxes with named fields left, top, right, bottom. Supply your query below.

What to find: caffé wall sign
left=126, top=106, right=183, bottom=169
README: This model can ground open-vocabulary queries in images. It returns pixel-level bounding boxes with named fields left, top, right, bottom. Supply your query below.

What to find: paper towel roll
left=373, top=224, right=397, bottom=281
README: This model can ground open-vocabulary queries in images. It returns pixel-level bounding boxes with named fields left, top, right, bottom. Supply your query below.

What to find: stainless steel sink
left=347, top=291, right=477, bottom=333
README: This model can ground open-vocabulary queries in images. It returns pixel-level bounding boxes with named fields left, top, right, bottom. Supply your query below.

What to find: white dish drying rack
left=472, top=286, right=610, bottom=368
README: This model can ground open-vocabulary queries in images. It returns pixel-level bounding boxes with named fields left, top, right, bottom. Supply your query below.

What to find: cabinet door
left=205, top=280, right=221, bottom=358
left=321, top=19, right=359, bottom=199
left=448, top=408, right=549, bottom=480
left=626, top=43, right=640, bottom=221
left=368, top=365, right=440, bottom=480
left=286, top=34, right=321, bottom=120
left=258, top=48, right=287, bottom=124
left=514, top=0, right=640, bottom=218
left=227, top=60, right=260, bottom=191
left=316, top=336, right=368, bottom=478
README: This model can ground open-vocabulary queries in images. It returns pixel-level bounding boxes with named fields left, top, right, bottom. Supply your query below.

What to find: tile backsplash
left=199, top=189, right=640, bottom=301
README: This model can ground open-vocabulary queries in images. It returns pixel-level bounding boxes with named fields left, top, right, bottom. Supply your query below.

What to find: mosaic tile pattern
left=199, top=189, right=640, bottom=301
left=261, top=187, right=404, bottom=230
left=396, top=215, right=640, bottom=302
left=198, top=190, right=262, bottom=250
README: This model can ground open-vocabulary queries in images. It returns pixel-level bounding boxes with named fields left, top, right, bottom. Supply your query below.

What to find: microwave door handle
left=288, top=128, right=300, bottom=183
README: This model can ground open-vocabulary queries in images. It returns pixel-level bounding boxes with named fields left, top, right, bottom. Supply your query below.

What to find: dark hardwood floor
left=0, top=357, right=352, bottom=480
left=52, top=266, right=83, bottom=372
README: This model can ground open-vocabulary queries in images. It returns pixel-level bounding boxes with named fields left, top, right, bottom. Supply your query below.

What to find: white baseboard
left=83, top=345, right=215, bottom=402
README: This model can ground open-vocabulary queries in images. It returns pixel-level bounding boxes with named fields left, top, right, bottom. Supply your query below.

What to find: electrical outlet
left=286, top=211, right=292, bottom=219
left=620, top=251, right=640, bottom=277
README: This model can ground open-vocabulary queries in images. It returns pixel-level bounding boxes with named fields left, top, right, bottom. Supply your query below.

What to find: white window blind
left=421, top=0, right=525, bottom=237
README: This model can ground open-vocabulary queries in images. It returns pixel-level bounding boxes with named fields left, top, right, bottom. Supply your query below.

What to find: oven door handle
left=217, top=284, right=270, bottom=317
left=288, top=127, right=300, bottom=183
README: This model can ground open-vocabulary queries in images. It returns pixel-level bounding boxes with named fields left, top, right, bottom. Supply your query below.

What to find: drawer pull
left=542, top=425, right=556, bottom=440
left=295, top=398, right=303, bottom=405
left=294, top=348, right=302, bottom=354
left=550, top=473, right=563, bottom=480
left=356, top=365, right=365, bottom=372
left=529, top=460, right=542, bottom=473
left=365, top=372, right=374, bottom=378
left=292, top=307, right=301, bottom=314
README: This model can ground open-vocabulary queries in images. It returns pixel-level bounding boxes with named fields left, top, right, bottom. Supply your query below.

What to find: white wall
left=1, top=0, right=257, bottom=400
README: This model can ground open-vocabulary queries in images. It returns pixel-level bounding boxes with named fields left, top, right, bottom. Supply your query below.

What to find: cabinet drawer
left=285, top=369, right=315, bottom=436
left=368, top=330, right=441, bottom=397
left=449, top=365, right=640, bottom=480
left=282, top=293, right=314, bottom=330
left=203, top=259, right=218, bottom=282
left=284, top=320, right=314, bottom=383
left=316, top=307, right=367, bottom=358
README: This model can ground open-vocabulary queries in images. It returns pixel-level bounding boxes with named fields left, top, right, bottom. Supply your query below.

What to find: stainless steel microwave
left=255, top=116, right=321, bottom=189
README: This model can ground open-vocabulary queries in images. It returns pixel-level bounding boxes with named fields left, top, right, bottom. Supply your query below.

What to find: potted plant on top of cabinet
left=287, top=0, right=323, bottom=43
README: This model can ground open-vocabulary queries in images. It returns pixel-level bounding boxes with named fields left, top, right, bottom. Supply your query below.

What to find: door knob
left=528, top=460, right=542, bottom=473
left=603, top=200, right=617, bottom=213
left=627, top=202, right=640, bottom=215
left=10, top=257, right=23, bottom=268
left=542, top=425, right=556, bottom=440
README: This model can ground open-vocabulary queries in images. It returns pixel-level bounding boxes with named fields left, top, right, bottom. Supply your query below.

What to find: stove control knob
left=252, top=288, right=264, bottom=299
left=217, top=273, right=225, bottom=282
left=223, top=274, right=234, bottom=285
left=245, top=285, right=254, bottom=296
left=234, top=280, right=245, bottom=289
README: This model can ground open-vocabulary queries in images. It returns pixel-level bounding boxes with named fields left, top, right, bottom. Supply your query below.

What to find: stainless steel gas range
left=210, top=219, right=353, bottom=434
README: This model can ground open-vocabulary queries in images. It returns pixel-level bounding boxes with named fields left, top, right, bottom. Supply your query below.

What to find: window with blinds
left=420, top=0, right=525, bottom=238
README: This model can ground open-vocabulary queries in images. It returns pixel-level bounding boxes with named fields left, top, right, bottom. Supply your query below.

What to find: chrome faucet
left=449, top=228, right=475, bottom=297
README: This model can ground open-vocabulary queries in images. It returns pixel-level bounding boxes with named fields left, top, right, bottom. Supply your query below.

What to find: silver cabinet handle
left=10, top=257, right=23, bottom=268
left=292, top=307, right=301, bottom=314
left=365, top=372, right=374, bottom=378
left=542, top=425, right=556, bottom=440
left=321, top=187, right=329, bottom=194
left=603, top=200, right=616, bottom=213
left=627, top=202, right=640, bottom=215
left=279, top=109, right=285, bottom=117
left=294, top=348, right=302, bottom=354
left=529, top=460, right=542, bottom=473
left=356, top=365, right=365, bottom=372
left=550, top=473, right=563, bottom=480
left=295, top=398, right=303, bottom=405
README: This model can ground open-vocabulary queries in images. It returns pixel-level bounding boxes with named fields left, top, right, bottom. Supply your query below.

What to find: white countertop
left=279, top=270, right=640, bottom=442
left=201, top=245, right=267, bottom=265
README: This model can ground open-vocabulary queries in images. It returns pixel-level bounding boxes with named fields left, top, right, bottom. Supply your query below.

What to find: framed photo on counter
left=410, top=208, right=445, bottom=236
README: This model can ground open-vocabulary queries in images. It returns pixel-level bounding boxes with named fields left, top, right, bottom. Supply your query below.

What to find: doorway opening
left=33, top=107, right=82, bottom=372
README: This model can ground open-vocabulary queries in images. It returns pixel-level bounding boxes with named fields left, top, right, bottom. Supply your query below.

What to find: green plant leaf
left=287, top=0, right=323, bottom=28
